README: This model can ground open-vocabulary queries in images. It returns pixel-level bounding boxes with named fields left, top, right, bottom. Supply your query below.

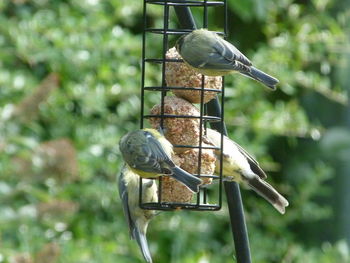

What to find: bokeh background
left=1, top=0, right=350, bottom=262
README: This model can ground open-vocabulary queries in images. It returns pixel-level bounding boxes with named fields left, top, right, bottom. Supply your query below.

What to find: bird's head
left=142, top=128, right=162, bottom=139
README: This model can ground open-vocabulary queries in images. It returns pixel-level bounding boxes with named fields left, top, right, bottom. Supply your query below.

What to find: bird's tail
left=241, top=66, right=279, bottom=90
left=247, top=176, right=289, bottom=214
left=171, top=166, right=202, bottom=193
left=133, top=227, right=153, bottom=263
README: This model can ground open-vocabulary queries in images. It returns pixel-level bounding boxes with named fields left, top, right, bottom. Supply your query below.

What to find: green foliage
left=0, top=0, right=349, bottom=262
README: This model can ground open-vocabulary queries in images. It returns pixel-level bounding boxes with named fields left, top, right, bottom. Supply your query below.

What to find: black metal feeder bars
left=139, top=0, right=252, bottom=262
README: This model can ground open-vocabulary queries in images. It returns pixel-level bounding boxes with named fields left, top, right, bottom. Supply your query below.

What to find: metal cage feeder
left=140, top=0, right=226, bottom=211
left=139, top=0, right=252, bottom=262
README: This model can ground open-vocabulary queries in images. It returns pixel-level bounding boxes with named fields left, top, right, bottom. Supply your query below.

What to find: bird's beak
left=175, top=34, right=185, bottom=52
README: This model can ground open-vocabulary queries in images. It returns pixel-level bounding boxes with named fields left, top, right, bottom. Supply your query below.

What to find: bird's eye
left=145, top=132, right=152, bottom=138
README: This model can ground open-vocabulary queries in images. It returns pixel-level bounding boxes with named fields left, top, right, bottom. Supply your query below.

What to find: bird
left=118, top=164, right=158, bottom=263
left=204, top=128, right=289, bottom=214
left=119, top=128, right=203, bottom=193
left=175, top=28, right=279, bottom=90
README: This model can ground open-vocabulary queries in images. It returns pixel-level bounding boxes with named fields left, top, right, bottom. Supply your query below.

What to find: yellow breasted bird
left=119, top=128, right=202, bottom=193
left=205, top=128, right=289, bottom=214
left=176, top=28, right=279, bottom=90
left=118, top=164, right=158, bottom=263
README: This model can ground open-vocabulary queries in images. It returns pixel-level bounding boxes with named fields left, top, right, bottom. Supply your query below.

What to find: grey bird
left=205, top=128, right=289, bottom=214
left=118, top=164, right=159, bottom=263
left=119, top=128, right=202, bottom=193
left=176, top=28, right=279, bottom=90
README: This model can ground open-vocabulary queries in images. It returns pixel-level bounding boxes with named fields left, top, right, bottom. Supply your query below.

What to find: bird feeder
left=139, top=0, right=252, bottom=262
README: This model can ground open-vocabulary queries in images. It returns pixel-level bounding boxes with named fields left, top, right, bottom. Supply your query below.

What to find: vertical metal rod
left=203, top=0, right=208, bottom=28
left=196, top=74, right=206, bottom=207
left=160, top=0, right=169, bottom=129
left=196, top=0, right=209, bottom=207
left=173, top=1, right=252, bottom=262
left=197, top=0, right=208, bottom=206
left=140, top=0, right=147, bottom=130
left=139, top=0, right=148, bottom=210
left=225, top=183, right=252, bottom=263
left=158, top=0, right=170, bottom=204
left=173, top=3, right=196, bottom=30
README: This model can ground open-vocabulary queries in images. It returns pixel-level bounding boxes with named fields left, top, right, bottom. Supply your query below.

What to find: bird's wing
left=198, top=53, right=251, bottom=73
left=194, top=36, right=252, bottom=73
left=118, top=165, right=136, bottom=238
left=214, top=35, right=252, bottom=66
left=130, top=131, right=173, bottom=174
left=233, top=142, right=267, bottom=179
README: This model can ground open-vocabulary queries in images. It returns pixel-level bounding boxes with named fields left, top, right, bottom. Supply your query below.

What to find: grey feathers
left=247, top=176, right=289, bottom=214
left=119, top=130, right=174, bottom=174
left=233, top=141, right=267, bottom=180
left=119, top=129, right=202, bottom=192
left=204, top=128, right=288, bottom=214
left=117, top=165, right=158, bottom=263
left=118, top=165, right=134, bottom=237
left=176, top=29, right=279, bottom=89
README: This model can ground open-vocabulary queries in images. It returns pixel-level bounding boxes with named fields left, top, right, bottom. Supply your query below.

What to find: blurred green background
left=0, top=0, right=350, bottom=262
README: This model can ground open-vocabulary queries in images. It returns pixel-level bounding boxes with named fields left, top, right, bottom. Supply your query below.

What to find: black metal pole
left=173, top=3, right=196, bottom=30
left=173, top=2, right=252, bottom=262
left=224, top=182, right=252, bottom=262
left=207, top=97, right=252, bottom=263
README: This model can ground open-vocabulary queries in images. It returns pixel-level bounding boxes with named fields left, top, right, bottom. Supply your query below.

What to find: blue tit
left=205, top=128, right=289, bottom=214
left=119, top=128, right=202, bottom=193
left=118, top=164, right=158, bottom=263
left=175, top=28, right=279, bottom=90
